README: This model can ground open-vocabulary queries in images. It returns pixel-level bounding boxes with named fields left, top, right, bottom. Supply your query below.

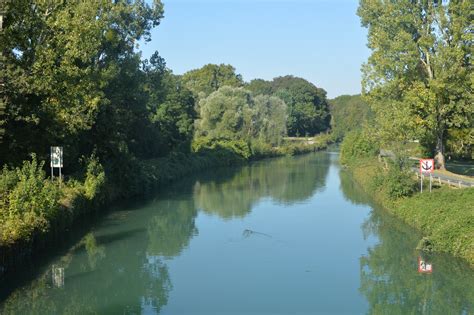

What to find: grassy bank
left=346, top=157, right=474, bottom=267
left=0, top=135, right=332, bottom=274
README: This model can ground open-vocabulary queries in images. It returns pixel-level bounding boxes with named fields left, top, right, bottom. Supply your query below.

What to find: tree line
left=0, top=1, right=333, bottom=247
left=0, top=1, right=331, bottom=173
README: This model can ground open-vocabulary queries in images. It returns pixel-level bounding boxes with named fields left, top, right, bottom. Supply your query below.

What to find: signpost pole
left=429, top=174, right=432, bottom=193
left=420, top=173, right=423, bottom=193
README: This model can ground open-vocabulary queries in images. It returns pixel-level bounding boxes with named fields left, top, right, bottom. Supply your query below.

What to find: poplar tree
left=358, top=1, right=472, bottom=169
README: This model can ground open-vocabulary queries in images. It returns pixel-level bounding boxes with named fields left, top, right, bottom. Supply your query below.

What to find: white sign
left=50, top=146, right=63, bottom=168
left=419, top=159, right=434, bottom=174
left=418, top=257, right=433, bottom=273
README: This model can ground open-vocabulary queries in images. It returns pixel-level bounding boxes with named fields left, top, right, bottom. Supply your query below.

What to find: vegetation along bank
left=0, top=0, right=336, bottom=275
left=340, top=130, right=474, bottom=267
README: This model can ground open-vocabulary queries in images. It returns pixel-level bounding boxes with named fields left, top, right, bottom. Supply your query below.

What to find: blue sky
left=140, top=0, right=370, bottom=99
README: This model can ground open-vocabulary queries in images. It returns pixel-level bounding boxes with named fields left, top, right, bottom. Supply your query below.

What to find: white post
left=420, top=173, right=423, bottom=193
left=429, top=174, right=432, bottom=193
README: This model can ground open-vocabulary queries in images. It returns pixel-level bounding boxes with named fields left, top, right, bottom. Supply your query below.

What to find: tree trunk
left=434, top=132, right=446, bottom=170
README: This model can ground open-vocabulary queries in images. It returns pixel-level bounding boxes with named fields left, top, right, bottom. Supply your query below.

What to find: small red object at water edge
left=418, top=257, right=433, bottom=273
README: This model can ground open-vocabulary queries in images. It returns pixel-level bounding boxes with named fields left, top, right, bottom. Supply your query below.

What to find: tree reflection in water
left=340, top=169, right=474, bottom=314
left=0, top=152, right=331, bottom=314
left=194, top=152, right=330, bottom=219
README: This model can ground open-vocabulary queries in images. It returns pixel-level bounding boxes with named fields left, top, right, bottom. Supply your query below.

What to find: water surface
left=1, top=152, right=473, bottom=314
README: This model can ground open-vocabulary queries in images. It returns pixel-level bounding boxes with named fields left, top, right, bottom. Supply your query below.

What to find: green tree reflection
left=194, top=152, right=330, bottom=219
left=147, top=198, right=198, bottom=257
left=340, top=169, right=474, bottom=313
left=359, top=208, right=474, bottom=314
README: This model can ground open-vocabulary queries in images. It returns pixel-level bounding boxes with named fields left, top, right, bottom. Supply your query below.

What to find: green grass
left=446, top=160, right=474, bottom=177
left=348, top=158, right=474, bottom=267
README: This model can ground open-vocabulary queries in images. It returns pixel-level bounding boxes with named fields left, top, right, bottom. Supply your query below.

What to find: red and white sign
left=418, top=257, right=433, bottom=273
left=420, top=159, right=434, bottom=174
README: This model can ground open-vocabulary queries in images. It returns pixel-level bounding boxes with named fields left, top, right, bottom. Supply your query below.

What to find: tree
left=329, top=94, right=373, bottom=141
left=253, top=95, right=287, bottom=145
left=144, top=52, right=196, bottom=155
left=245, top=76, right=331, bottom=137
left=195, top=86, right=253, bottom=141
left=358, top=1, right=472, bottom=169
left=181, top=64, right=243, bottom=97
left=0, top=0, right=164, bottom=166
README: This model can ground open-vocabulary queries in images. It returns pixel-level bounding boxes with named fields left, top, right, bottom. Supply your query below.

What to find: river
left=0, top=151, right=473, bottom=314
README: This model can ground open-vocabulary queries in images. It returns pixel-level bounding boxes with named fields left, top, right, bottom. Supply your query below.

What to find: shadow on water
left=340, top=168, right=474, bottom=314
left=0, top=152, right=331, bottom=314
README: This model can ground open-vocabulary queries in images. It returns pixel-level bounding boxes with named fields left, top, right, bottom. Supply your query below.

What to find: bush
left=340, top=129, right=379, bottom=165
left=383, top=164, right=417, bottom=199
left=250, top=139, right=274, bottom=158
left=84, top=155, right=106, bottom=201
left=192, top=137, right=251, bottom=160
left=0, top=155, right=61, bottom=243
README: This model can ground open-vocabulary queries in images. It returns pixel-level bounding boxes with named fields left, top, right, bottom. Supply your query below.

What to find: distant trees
left=195, top=86, right=287, bottom=146
left=0, top=0, right=330, bottom=178
left=247, top=76, right=331, bottom=137
left=358, top=1, right=472, bottom=169
left=181, top=64, right=243, bottom=97
left=329, top=95, right=373, bottom=141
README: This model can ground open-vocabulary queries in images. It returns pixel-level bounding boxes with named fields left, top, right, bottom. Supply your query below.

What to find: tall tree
left=358, top=1, right=472, bottom=169
left=0, top=0, right=164, bottom=165
left=181, top=64, right=243, bottom=97
left=196, top=86, right=253, bottom=141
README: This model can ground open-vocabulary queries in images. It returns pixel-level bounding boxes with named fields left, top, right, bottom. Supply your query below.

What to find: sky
left=140, top=0, right=371, bottom=99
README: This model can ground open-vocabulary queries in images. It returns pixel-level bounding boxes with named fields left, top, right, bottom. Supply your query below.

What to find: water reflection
left=0, top=153, right=330, bottom=314
left=340, top=171, right=474, bottom=314
left=195, top=153, right=330, bottom=219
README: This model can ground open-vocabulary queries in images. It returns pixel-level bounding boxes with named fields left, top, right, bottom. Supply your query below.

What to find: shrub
left=372, top=161, right=417, bottom=200
left=0, top=155, right=61, bottom=243
left=84, top=155, right=106, bottom=201
left=192, top=137, right=251, bottom=160
left=340, top=129, right=379, bottom=165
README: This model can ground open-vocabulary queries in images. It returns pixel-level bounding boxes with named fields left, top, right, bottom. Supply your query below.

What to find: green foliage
left=0, top=0, right=164, bottom=165
left=84, top=155, right=106, bottom=201
left=358, top=1, right=473, bottom=168
left=192, top=137, right=251, bottom=160
left=373, top=163, right=418, bottom=199
left=196, top=86, right=254, bottom=141
left=195, top=86, right=287, bottom=146
left=340, top=130, right=379, bottom=165
left=348, top=159, right=474, bottom=266
left=446, top=127, right=473, bottom=160
left=0, top=155, right=60, bottom=244
left=329, top=94, right=373, bottom=141
left=181, top=64, right=243, bottom=97
left=247, top=76, right=331, bottom=137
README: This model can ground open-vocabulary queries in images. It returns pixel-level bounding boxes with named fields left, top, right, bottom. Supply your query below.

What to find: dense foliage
left=247, top=76, right=331, bottom=137
left=181, top=64, right=243, bottom=98
left=358, top=1, right=473, bottom=169
left=329, top=94, right=373, bottom=141
left=195, top=86, right=287, bottom=146
left=0, top=1, right=325, bottom=266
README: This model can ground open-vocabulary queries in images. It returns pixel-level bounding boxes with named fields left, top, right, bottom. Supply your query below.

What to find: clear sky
left=139, top=0, right=370, bottom=99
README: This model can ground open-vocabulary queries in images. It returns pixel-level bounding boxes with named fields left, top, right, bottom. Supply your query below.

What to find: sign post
left=50, top=146, right=63, bottom=182
left=419, top=159, right=434, bottom=193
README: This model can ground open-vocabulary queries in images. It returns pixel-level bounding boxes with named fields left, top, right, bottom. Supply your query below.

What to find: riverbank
left=345, top=158, right=474, bottom=267
left=0, top=135, right=332, bottom=276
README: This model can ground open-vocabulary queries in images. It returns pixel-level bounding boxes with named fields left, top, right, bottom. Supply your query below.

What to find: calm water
left=0, top=151, right=473, bottom=314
